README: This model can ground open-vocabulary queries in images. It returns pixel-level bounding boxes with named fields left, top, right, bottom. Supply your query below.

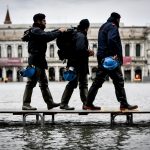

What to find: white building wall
left=0, top=24, right=150, bottom=82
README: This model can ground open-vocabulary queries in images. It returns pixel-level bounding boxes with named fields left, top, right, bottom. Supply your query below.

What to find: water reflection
left=10, top=125, right=148, bottom=150
left=0, top=122, right=150, bottom=150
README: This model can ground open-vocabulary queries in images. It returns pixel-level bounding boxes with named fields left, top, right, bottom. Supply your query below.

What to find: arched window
left=136, top=44, right=141, bottom=57
left=59, top=67, right=65, bottom=81
left=93, top=43, right=97, bottom=56
left=50, top=44, right=54, bottom=58
left=7, top=45, right=12, bottom=58
left=125, top=44, right=130, bottom=56
left=49, top=67, right=55, bottom=81
left=18, top=45, right=22, bottom=58
left=6, top=69, right=13, bottom=81
left=134, top=66, right=142, bottom=81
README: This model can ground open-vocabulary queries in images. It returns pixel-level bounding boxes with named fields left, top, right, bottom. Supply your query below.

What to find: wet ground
left=0, top=82, right=150, bottom=150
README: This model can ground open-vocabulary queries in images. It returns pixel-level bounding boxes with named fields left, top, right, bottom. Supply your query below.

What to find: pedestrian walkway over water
left=0, top=108, right=150, bottom=126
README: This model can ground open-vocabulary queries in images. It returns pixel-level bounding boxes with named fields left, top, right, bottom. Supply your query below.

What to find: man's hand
left=113, top=55, right=118, bottom=60
left=88, top=50, right=94, bottom=56
left=58, top=28, right=67, bottom=32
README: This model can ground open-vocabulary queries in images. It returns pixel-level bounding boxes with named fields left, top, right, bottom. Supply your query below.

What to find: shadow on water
left=1, top=119, right=150, bottom=127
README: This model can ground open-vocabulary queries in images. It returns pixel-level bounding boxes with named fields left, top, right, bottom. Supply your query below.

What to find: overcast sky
left=0, top=0, right=150, bottom=26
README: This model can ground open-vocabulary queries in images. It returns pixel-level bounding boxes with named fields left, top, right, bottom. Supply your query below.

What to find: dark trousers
left=86, top=66, right=128, bottom=106
left=23, top=67, right=54, bottom=108
left=60, top=73, right=88, bottom=107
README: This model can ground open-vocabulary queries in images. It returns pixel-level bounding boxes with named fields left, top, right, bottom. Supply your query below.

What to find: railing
left=131, top=56, right=147, bottom=62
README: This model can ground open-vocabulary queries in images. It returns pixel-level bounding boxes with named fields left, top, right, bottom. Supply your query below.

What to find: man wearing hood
left=60, top=19, right=94, bottom=110
left=83, top=12, right=138, bottom=110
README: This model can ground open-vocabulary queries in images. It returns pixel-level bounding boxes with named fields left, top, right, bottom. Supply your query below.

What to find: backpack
left=56, top=27, right=77, bottom=61
left=21, top=28, right=32, bottom=42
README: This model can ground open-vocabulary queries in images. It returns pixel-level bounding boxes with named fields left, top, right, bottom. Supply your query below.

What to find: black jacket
left=27, top=26, right=61, bottom=69
left=97, top=18, right=123, bottom=65
left=67, top=31, right=89, bottom=75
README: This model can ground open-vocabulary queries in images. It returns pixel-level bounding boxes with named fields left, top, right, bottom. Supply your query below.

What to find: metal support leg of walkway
left=22, top=113, right=44, bottom=126
left=110, top=113, right=133, bottom=125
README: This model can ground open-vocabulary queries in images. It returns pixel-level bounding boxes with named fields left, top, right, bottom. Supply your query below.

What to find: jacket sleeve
left=31, top=27, right=62, bottom=42
left=75, top=33, right=89, bottom=58
left=107, top=26, right=119, bottom=53
left=107, top=25, right=123, bottom=64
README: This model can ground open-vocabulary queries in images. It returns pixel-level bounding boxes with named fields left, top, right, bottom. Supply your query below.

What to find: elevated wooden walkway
left=0, top=108, right=150, bottom=126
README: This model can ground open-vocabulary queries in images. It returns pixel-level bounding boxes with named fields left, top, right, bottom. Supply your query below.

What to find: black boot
left=60, top=105, right=75, bottom=110
left=48, top=103, right=60, bottom=109
left=40, top=87, right=60, bottom=109
left=120, top=102, right=138, bottom=110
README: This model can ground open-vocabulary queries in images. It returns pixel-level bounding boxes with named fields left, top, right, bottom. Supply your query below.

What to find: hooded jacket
left=97, top=16, right=123, bottom=65
left=67, top=31, right=89, bottom=75
left=27, top=25, right=61, bottom=69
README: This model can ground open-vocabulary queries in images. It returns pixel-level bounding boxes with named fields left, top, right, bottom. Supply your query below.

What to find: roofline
left=0, top=23, right=149, bottom=29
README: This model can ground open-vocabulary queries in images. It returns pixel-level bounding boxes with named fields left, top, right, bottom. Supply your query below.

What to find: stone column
left=141, top=43, right=144, bottom=57
left=46, top=43, right=49, bottom=58
left=54, top=43, right=58, bottom=58
left=45, top=69, right=49, bottom=80
left=13, top=43, right=17, bottom=57
left=2, top=44, right=7, bottom=57
left=55, top=66, right=59, bottom=81
left=121, top=67, right=124, bottom=77
left=131, top=66, right=134, bottom=82
left=89, top=66, right=92, bottom=80
left=23, top=43, right=28, bottom=57
left=130, top=42, right=135, bottom=57
left=13, top=67, right=17, bottom=82
left=2, top=67, right=6, bottom=79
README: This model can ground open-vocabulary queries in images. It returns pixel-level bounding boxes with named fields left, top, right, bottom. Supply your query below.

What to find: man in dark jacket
left=60, top=19, right=94, bottom=110
left=22, top=13, right=66, bottom=110
left=83, top=12, right=138, bottom=110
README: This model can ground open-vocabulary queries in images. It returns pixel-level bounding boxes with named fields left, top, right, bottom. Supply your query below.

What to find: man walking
left=83, top=12, right=138, bottom=110
left=60, top=19, right=96, bottom=110
left=22, top=13, right=66, bottom=110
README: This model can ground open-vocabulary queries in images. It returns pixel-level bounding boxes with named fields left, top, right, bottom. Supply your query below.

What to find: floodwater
left=0, top=82, right=150, bottom=150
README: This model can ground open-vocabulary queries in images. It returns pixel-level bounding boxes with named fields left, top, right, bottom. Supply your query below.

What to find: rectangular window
left=93, top=44, right=97, bottom=56
left=50, top=44, right=54, bottom=58
left=125, top=44, right=130, bottom=56
left=18, top=45, right=22, bottom=58
left=136, top=44, right=141, bottom=57
left=7, top=45, right=12, bottom=58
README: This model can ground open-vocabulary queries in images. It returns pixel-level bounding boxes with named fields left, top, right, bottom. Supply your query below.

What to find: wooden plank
left=0, top=108, right=149, bottom=114
left=0, top=108, right=149, bottom=126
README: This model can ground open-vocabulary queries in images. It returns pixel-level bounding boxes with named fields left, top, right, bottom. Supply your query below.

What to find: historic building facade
left=0, top=10, right=150, bottom=82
